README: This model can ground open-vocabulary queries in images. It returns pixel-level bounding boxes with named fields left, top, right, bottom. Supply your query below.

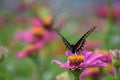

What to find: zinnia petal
left=85, top=54, right=104, bottom=64
left=51, top=60, right=65, bottom=67
left=66, top=51, right=72, bottom=56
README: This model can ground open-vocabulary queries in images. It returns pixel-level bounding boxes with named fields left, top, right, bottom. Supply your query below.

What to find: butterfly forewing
left=55, top=30, right=72, bottom=50
left=74, top=26, right=97, bottom=52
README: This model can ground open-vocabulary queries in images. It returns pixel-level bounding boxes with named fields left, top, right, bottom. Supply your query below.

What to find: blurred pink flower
left=15, top=17, right=57, bottom=58
left=15, top=30, right=56, bottom=58
left=15, top=7, right=60, bottom=58
left=83, top=40, right=102, bottom=51
left=96, top=4, right=120, bottom=20
left=43, top=31, right=56, bottom=43
left=13, top=16, right=28, bottom=25
left=52, top=51, right=107, bottom=71
left=31, top=18, right=43, bottom=27
left=0, top=16, right=5, bottom=25
left=17, top=2, right=27, bottom=12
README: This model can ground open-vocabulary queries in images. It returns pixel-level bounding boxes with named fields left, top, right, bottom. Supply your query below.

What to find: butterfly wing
left=55, top=30, right=72, bottom=50
left=74, top=26, right=97, bottom=52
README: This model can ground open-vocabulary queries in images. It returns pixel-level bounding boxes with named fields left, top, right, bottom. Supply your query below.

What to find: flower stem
left=115, top=67, right=119, bottom=80
left=75, top=76, right=79, bottom=80
left=104, top=0, right=113, bottom=49
left=71, top=70, right=82, bottom=80
left=29, top=52, right=42, bottom=80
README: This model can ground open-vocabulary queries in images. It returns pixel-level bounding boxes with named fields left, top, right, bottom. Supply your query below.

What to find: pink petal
left=15, top=30, right=34, bottom=43
left=31, top=18, right=43, bottom=27
left=43, top=31, right=56, bottom=43
left=85, top=54, right=104, bottom=64
left=85, top=60, right=107, bottom=67
left=16, top=51, right=27, bottom=59
left=51, top=60, right=65, bottom=67
left=66, top=51, right=72, bottom=56
left=34, top=41, right=44, bottom=49
left=81, top=51, right=93, bottom=59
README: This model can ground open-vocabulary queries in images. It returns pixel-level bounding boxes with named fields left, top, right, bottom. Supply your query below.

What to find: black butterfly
left=55, top=26, right=97, bottom=54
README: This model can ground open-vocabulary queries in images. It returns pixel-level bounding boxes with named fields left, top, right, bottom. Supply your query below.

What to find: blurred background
left=0, top=0, right=120, bottom=80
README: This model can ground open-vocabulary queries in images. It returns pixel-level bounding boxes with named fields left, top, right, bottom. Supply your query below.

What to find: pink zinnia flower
left=52, top=51, right=107, bottom=71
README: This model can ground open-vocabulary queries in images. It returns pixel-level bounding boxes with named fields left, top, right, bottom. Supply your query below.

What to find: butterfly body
left=70, top=45, right=76, bottom=53
left=56, top=26, right=97, bottom=54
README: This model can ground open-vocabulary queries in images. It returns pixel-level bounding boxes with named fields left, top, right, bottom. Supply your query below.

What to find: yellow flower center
left=68, top=54, right=84, bottom=66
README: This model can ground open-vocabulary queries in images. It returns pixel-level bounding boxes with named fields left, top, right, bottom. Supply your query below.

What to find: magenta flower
left=52, top=51, right=107, bottom=71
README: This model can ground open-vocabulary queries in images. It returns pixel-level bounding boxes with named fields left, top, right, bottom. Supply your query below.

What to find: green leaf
left=0, top=70, right=12, bottom=80
left=102, top=68, right=114, bottom=80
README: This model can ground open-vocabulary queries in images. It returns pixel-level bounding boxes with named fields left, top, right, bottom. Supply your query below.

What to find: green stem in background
left=102, top=68, right=114, bottom=80
left=115, top=67, right=119, bottom=80
left=104, top=0, right=113, bottom=49
left=98, top=67, right=103, bottom=80
left=29, top=51, right=42, bottom=80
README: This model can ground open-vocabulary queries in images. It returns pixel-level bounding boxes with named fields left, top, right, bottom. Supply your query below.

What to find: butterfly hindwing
left=74, top=26, right=97, bottom=52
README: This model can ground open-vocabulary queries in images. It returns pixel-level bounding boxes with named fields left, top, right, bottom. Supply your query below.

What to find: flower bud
left=0, top=46, right=8, bottom=62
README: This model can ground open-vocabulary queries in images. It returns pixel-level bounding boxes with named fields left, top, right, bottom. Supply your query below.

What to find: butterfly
left=55, top=26, right=97, bottom=54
